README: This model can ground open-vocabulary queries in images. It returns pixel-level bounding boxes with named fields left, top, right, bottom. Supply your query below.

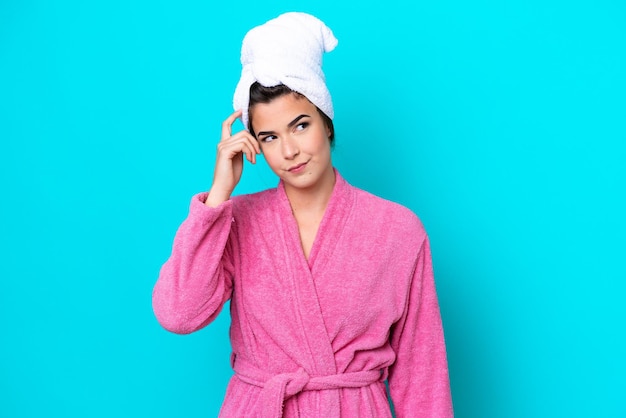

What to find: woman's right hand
left=205, top=110, right=261, bottom=207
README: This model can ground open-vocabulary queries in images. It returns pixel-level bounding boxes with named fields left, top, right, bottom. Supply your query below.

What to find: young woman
left=153, top=12, right=453, bottom=418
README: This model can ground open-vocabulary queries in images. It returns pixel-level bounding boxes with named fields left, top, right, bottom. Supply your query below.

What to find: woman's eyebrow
left=287, top=114, right=310, bottom=128
left=257, top=114, right=311, bottom=137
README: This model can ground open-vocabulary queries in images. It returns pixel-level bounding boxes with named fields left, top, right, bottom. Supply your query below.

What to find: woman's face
left=250, top=93, right=333, bottom=192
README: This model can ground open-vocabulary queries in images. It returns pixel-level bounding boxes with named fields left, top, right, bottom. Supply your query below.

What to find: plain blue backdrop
left=1, top=1, right=624, bottom=417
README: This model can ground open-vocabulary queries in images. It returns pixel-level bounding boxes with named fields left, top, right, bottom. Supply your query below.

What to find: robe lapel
left=274, top=172, right=353, bottom=362
left=307, top=172, right=355, bottom=277
left=275, top=179, right=337, bottom=376
left=273, top=171, right=356, bottom=416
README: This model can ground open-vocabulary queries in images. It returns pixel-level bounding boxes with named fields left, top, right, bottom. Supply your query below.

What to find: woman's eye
left=295, top=122, right=309, bottom=131
left=261, top=135, right=277, bottom=143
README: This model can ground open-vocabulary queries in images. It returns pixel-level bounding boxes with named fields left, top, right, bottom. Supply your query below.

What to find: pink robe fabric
left=152, top=171, right=453, bottom=417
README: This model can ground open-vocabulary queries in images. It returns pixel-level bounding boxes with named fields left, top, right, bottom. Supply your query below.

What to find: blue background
left=1, top=1, right=625, bottom=417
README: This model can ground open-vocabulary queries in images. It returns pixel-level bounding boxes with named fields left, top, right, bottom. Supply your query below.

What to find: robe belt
left=233, top=356, right=385, bottom=418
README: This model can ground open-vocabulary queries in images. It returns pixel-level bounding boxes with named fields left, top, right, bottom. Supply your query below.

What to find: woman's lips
left=288, top=162, right=308, bottom=173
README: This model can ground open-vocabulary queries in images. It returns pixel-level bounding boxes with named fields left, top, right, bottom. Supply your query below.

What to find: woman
left=153, top=12, right=453, bottom=418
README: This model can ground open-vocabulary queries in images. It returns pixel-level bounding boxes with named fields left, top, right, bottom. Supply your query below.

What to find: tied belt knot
left=233, top=356, right=386, bottom=418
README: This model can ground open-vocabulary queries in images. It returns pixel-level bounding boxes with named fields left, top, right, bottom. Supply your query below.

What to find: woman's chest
left=231, top=229, right=411, bottom=345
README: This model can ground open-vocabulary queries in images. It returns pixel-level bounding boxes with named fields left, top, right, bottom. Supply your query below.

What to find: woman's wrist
left=204, top=187, right=232, bottom=207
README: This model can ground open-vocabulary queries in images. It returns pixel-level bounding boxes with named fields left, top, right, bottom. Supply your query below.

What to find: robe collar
left=275, top=168, right=355, bottom=273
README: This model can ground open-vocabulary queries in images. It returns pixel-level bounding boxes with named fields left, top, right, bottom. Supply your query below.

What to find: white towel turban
left=233, top=12, right=338, bottom=130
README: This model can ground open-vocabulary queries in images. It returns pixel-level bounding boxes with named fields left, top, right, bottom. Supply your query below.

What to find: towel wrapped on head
left=233, top=12, right=338, bottom=130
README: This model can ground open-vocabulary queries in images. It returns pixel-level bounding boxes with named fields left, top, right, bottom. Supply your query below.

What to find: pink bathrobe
left=153, top=171, right=453, bottom=417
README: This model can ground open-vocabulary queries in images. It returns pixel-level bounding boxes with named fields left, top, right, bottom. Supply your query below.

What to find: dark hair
left=248, top=82, right=335, bottom=143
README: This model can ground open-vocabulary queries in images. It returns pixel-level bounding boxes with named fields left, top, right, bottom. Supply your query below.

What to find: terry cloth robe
left=152, top=171, right=453, bottom=418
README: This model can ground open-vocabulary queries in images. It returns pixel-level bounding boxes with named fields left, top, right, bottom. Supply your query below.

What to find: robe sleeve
left=387, top=236, right=454, bottom=417
left=152, top=192, right=235, bottom=335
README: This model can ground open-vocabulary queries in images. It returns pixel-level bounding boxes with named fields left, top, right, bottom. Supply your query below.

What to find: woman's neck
left=284, top=167, right=336, bottom=217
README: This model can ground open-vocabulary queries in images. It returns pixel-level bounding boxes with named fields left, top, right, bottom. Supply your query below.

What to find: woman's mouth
left=288, top=162, right=308, bottom=173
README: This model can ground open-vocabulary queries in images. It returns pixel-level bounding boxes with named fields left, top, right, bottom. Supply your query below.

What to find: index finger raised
left=221, top=109, right=243, bottom=141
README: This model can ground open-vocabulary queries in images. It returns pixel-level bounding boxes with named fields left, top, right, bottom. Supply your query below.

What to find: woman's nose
left=281, top=136, right=300, bottom=159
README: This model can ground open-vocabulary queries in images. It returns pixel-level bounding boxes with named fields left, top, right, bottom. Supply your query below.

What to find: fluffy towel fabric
left=153, top=170, right=454, bottom=417
left=233, top=12, right=338, bottom=129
